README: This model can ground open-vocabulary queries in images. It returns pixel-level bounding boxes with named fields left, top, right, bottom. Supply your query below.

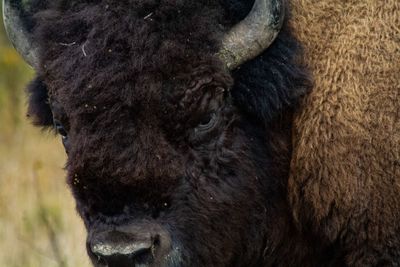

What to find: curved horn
left=219, top=0, right=285, bottom=70
left=2, top=0, right=39, bottom=68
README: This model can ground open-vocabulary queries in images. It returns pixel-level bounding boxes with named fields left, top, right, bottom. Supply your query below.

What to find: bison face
left=5, top=0, right=309, bottom=266
left=45, top=67, right=276, bottom=267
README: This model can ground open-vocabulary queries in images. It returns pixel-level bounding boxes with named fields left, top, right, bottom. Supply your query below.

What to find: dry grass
left=0, top=18, right=91, bottom=267
left=0, top=120, right=91, bottom=267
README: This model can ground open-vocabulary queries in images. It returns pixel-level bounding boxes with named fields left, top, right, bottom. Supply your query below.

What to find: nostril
left=88, top=225, right=172, bottom=266
left=89, top=231, right=155, bottom=266
left=91, top=240, right=152, bottom=257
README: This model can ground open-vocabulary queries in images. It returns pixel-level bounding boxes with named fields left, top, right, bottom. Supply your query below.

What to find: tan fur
left=288, top=0, right=400, bottom=265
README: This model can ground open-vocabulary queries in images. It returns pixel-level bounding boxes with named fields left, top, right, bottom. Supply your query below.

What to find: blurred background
left=0, top=2, right=90, bottom=266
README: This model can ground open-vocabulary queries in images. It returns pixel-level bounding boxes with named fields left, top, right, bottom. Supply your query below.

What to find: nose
left=91, top=231, right=153, bottom=266
left=89, top=224, right=171, bottom=267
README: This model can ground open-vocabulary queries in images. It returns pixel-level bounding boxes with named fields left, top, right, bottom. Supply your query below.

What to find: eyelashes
left=54, top=119, right=68, bottom=138
left=195, top=111, right=217, bottom=133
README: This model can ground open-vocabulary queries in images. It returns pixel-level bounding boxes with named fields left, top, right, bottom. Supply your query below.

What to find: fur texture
left=26, top=0, right=310, bottom=266
left=26, top=77, right=53, bottom=126
left=23, top=0, right=400, bottom=266
left=289, top=0, right=400, bottom=266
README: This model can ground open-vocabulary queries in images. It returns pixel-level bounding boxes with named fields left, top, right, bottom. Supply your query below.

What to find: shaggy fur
left=25, top=0, right=311, bottom=266
left=289, top=0, right=400, bottom=266
left=23, top=0, right=400, bottom=266
left=26, top=77, right=53, bottom=126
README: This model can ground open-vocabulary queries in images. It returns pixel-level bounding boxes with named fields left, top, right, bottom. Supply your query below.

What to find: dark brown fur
left=23, top=0, right=400, bottom=266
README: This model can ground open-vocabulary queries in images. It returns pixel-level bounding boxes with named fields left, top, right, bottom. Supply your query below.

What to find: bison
left=289, top=0, right=400, bottom=265
left=3, top=0, right=399, bottom=266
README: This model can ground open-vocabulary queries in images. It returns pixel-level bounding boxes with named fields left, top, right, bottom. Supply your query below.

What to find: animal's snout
left=90, top=232, right=153, bottom=266
left=89, top=223, right=171, bottom=267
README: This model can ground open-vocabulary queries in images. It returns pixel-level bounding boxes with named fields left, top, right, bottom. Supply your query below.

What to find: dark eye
left=196, top=112, right=217, bottom=132
left=54, top=119, right=68, bottom=138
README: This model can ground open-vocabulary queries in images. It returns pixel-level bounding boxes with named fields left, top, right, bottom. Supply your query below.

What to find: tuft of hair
left=26, top=76, right=53, bottom=127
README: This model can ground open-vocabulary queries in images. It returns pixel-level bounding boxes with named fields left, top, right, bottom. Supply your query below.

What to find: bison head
left=4, top=0, right=309, bottom=266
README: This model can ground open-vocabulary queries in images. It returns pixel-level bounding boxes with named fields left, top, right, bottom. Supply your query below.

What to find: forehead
left=37, top=0, right=229, bottom=114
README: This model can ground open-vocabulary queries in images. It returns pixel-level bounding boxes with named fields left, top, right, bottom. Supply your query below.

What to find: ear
left=230, top=26, right=311, bottom=122
left=26, top=76, right=53, bottom=127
